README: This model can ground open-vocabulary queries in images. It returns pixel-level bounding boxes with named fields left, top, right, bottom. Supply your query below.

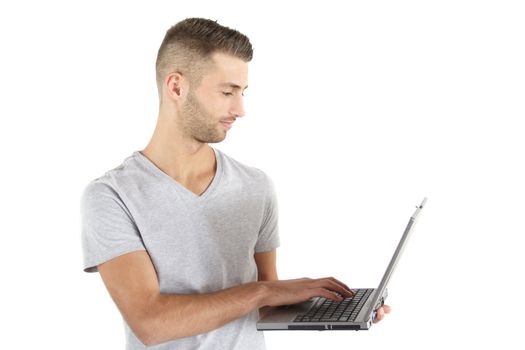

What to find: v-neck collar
left=134, top=147, right=223, bottom=201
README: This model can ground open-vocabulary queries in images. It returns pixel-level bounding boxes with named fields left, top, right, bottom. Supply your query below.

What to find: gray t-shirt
left=81, top=147, right=280, bottom=349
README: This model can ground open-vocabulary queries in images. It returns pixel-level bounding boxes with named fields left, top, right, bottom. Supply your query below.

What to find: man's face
left=179, top=52, right=248, bottom=143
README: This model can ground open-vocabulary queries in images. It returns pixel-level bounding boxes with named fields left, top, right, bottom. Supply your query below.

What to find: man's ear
left=165, top=72, right=185, bottom=101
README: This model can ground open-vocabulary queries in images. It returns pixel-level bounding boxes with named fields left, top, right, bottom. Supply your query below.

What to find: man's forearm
left=137, top=282, right=266, bottom=346
left=128, top=276, right=353, bottom=346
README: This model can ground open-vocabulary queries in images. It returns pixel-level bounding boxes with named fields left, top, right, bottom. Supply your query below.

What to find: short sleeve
left=80, top=181, right=146, bottom=273
left=255, top=174, right=281, bottom=253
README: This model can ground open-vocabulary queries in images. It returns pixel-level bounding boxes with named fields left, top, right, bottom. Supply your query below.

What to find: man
left=81, top=17, right=390, bottom=349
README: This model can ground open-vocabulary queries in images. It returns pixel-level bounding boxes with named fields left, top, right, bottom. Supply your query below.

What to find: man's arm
left=254, top=249, right=279, bottom=318
left=98, top=250, right=353, bottom=346
left=254, top=249, right=278, bottom=281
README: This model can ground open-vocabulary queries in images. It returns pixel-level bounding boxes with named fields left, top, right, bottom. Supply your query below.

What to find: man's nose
left=230, top=96, right=245, bottom=118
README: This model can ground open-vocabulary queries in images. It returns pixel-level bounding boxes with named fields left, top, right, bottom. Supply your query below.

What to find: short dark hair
left=155, top=18, right=253, bottom=98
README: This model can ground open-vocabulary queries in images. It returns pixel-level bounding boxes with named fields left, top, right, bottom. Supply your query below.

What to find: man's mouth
left=221, top=120, right=234, bottom=129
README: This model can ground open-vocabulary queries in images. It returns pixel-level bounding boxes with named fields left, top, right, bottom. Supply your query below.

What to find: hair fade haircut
left=155, top=18, right=253, bottom=99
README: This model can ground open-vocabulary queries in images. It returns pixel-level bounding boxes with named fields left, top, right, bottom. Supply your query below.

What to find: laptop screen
left=364, top=198, right=427, bottom=318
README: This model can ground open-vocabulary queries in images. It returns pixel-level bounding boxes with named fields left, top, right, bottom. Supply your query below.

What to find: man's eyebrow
left=219, top=82, right=248, bottom=90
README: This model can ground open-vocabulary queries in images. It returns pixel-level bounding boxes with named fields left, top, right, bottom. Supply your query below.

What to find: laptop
left=257, top=197, right=427, bottom=331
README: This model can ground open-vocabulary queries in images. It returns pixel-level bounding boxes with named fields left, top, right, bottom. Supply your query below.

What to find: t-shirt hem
left=83, top=243, right=147, bottom=273
left=254, top=242, right=280, bottom=253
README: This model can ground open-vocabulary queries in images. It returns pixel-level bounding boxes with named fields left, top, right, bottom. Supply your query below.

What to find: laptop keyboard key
left=293, top=289, right=374, bottom=323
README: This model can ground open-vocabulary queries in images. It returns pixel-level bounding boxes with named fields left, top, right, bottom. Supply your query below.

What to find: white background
left=1, top=0, right=524, bottom=349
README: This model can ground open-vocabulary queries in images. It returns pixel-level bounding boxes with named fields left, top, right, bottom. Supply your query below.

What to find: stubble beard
left=181, top=90, right=226, bottom=144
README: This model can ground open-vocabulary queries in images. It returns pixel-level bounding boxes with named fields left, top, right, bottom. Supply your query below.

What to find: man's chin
left=208, top=136, right=226, bottom=143
left=195, top=134, right=226, bottom=144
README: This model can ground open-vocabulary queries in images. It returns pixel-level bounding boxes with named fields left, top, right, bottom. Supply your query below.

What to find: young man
left=81, top=18, right=390, bottom=349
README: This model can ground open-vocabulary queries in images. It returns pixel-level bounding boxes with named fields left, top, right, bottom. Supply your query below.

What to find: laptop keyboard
left=293, top=289, right=374, bottom=323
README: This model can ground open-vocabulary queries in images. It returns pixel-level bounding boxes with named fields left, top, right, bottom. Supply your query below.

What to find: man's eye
left=222, top=92, right=233, bottom=96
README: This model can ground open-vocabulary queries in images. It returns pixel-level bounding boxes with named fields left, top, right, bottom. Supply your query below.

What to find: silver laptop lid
left=364, top=197, right=427, bottom=318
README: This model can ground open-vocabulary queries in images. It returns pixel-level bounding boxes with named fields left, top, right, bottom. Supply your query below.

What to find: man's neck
left=140, top=135, right=216, bottom=185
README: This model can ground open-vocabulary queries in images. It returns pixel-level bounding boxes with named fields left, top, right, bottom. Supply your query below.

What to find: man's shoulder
left=217, top=148, right=271, bottom=184
left=81, top=151, right=143, bottom=199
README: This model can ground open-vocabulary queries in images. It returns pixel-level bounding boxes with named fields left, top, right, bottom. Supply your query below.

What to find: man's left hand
left=373, top=305, right=392, bottom=324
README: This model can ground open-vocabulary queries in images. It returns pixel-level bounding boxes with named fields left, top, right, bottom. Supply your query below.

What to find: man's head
left=155, top=18, right=252, bottom=143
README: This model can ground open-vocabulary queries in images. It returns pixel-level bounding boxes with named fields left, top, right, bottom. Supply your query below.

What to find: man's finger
left=315, top=278, right=353, bottom=298
left=373, top=307, right=385, bottom=324
left=312, top=288, right=344, bottom=302
left=326, top=277, right=352, bottom=294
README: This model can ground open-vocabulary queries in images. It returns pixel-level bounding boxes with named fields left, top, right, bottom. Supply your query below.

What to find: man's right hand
left=258, top=277, right=354, bottom=307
